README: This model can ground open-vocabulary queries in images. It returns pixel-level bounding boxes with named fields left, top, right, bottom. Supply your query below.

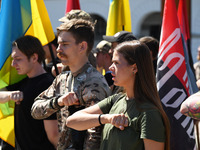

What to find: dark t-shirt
left=104, top=72, right=113, bottom=86
left=7, top=73, right=56, bottom=150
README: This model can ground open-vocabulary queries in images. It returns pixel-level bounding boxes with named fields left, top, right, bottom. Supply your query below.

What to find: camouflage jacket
left=31, top=63, right=111, bottom=150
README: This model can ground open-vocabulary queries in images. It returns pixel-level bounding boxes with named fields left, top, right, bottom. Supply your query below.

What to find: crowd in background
left=0, top=9, right=200, bottom=150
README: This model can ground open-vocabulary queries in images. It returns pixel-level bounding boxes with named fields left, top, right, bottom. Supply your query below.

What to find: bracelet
left=98, top=114, right=103, bottom=126
left=51, top=96, right=63, bottom=109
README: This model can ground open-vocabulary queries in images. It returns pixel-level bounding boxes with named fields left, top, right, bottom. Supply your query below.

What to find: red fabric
left=65, top=0, right=81, bottom=14
left=157, top=1, right=195, bottom=149
left=177, top=0, right=190, bottom=41
left=158, top=0, right=189, bottom=96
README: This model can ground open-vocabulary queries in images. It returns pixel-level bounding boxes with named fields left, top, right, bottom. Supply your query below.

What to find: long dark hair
left=115, top=40, right=170, bottom=150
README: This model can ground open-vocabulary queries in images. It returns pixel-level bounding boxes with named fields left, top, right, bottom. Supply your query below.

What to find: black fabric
left=70, top=129, right=86, bottom=150
left=153, top=59, right=157, bottom=74
left=103, top=31, right=136, bottom=43
left=7, top=73, right=56, bottom=150
left=104, top=73, right=113, bottom=86
left=68, top=106, right=86, bottom=150
left=1, top=140, right=14, bottom=150
left=68, top=105, right=85, bottom=115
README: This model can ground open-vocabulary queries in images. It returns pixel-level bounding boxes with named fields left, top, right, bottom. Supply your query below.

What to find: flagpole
left=187, top=39, right=195, bottom=75
left=186, top=0, right=195, bottom=76
left=48, top=44, right=59, bottom=75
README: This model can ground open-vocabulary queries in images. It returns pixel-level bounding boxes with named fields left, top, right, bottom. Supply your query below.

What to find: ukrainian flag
left=106, top=0, right=132, bottom=36
left=0, top=0, right=55, bottom=147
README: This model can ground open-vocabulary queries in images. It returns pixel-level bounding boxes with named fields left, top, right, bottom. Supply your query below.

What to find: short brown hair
left=57, top=19, right=95, bottom=56
left=12, top=35, right=45, bottom=63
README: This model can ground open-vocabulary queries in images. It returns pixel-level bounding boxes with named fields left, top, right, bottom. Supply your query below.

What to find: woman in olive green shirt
left=67, top=40, right=170, bottom=150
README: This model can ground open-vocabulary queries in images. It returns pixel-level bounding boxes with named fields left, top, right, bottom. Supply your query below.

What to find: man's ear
left=79, top=41, right=87, bottom=53
left=31, top=53, right=38, bottom=63
left=105, top=53, right=112, bottom=59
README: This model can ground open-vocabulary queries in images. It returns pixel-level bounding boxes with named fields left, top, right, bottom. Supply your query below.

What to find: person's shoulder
left=87, top=66, right=107, bottom=81
left=38, top=73, right=54, bottom=81
left=86, top=64, right=102, bottom=76
left=80, top=65, right=107, bottom=84
left=139, top=101, right=158, bottom=112
left=31, top=73, right=54, bottom=88
left=111, top=93, right=126, bottom=104
left=54, top=70, right=70, bottom=81
left=105, top=93, right=125, bottom=101
left=78, top=65, right=112, bottom=97
left=112, top=93, right=126, bottom=99
left=30, top=73, right=53, bottom=91
left=6, top=77, right=28, bottom=91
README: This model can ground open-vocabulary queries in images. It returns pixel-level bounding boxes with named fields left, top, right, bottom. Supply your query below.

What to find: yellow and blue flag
left=0, top=0, right=55, bottom=147
left=106, top=0, right=132, bottom=36
left=0, top=0, right=31, bottom=89
left=25, top=0, right=55, bottom=46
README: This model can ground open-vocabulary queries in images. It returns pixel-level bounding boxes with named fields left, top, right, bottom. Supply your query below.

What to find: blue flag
left=0, top=0, right=31, bottom=88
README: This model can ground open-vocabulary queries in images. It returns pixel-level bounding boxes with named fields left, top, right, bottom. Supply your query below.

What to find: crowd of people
left=0, top=9, right=200, bottom=150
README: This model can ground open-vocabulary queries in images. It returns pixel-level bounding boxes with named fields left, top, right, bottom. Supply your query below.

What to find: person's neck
left=70, top=58, right=88, bottom=74
left=124, top=82, right=135, bottom=100
left=104, top=61, right=112, bottom=72
left=27, top=64, right=46, bottom=78
left=126, top=90, right=134, bottom=100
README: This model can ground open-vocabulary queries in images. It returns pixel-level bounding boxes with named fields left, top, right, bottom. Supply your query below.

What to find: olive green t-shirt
left=98, top=94, right=166, bottom=150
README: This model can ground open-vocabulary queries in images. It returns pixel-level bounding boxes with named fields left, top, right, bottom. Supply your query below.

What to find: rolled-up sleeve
left=31, top=75, right=64, bottom=119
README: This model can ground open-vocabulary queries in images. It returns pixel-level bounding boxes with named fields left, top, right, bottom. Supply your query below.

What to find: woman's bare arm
left=66, top=104, right=128, bottom=131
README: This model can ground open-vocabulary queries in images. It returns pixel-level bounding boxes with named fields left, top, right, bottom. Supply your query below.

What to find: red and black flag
left=177, top=0, right=198, bottom=94
left=156, top=0, right=195, bottom=149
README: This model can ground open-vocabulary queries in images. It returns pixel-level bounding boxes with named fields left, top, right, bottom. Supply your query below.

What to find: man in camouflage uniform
left=31, top=18, right=111, bottom=150
left=51, top=10, right=96, bottom=76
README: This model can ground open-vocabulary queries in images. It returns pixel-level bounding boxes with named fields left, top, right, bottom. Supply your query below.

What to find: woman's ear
left=132, top=63, right=138, bottom=74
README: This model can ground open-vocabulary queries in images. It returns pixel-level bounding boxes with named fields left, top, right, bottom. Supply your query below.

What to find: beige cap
left=93, top=40, right=111, bottom=54
left=59, top=9, right=93, bottom=22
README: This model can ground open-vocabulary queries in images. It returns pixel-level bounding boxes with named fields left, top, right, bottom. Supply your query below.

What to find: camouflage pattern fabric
left=31, top=63, right=111, bottom=150
left=59, top=10, right=93, bottom=23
